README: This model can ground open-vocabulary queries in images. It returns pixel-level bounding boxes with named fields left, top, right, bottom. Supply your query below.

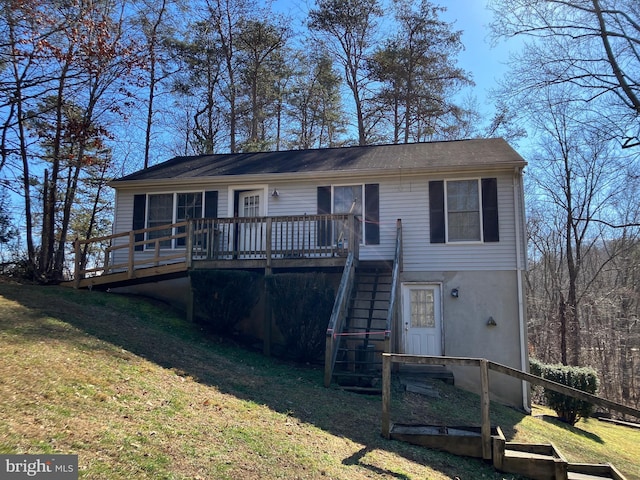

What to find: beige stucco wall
left=400, top=269, right=529, bottom=408
left=111, top=277, right=191, bottom=311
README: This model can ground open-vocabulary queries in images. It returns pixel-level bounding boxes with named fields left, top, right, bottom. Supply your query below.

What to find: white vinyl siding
left=112, top=171, right=524, bottom=271
left=376, top=174, right=519, bottom=271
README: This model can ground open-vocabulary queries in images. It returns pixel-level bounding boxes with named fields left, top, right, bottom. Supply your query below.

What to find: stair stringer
left=331, top=263, right=393, bottom=390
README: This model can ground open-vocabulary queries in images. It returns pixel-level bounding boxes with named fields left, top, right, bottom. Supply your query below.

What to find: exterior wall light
left=451, top=288, right=459, bottom=298
left=271, top=189, right=279, bottom=197
left=487, top=316, right=497, bottom=327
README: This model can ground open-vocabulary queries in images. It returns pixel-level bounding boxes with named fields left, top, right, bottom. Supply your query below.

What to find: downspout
left=513, top=167, right=531, bottom=412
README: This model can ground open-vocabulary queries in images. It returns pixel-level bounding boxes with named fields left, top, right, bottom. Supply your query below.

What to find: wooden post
left=265, top=217, right=272, bottom=275
left=73, top=238, right=81, bottom=289
left=186, top=221, right=194, bottom=268
left=186, top=277, right=194, bottom=323
left=263, top=277, right=272, bottom=357
left=324, top=330, right=334, bottom=387
left=154, top=239, right=160, bottom=266
left=103, top=246, right=111, bottom=275
left=382, top=353, right=392, bottom=439
left=480, top=359, right=492, bottom=460
left=128, top=231, right=135, bottom=279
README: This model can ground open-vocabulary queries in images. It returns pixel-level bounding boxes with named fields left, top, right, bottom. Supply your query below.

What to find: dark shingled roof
left=112, top=138, right=525, bottom=183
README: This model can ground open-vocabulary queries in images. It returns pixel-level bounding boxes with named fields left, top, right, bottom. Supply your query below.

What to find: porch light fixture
left=271, top=188, right=279, bottom=198
left=450, top=288, right=459, bottom=298
left=486, top=316, right=497, bottom=327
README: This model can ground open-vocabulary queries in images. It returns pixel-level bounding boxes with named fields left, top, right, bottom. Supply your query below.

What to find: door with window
left=402, top=284, right=442, bottom=356
left=238, top=190, right=265, bottom=257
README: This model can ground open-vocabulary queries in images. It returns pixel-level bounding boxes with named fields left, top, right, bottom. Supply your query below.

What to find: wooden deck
left=67, top=214, right=360, bottom=289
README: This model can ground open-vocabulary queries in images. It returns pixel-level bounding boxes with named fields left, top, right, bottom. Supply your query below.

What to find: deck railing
left=324, top=251, right=358, bottom=387
left=188, top=214, right=358, bottom=262
left=384, top=219, right=403, bottom=356
left=72, top=214, right=359, bottom=286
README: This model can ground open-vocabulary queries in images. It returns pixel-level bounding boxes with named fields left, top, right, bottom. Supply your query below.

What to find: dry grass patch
left=1, top=282, right=636, bottom=479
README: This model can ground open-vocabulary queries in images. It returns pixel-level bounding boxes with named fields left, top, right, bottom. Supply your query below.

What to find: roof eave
left=109, top=161, right=526, bottom=190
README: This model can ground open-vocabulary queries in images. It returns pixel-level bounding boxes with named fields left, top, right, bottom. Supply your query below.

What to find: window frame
left=331, top=184, right=365, bottom=245
left=444, top=178, right=483, bottom=244
left=144, top=191, right=205, bottom=250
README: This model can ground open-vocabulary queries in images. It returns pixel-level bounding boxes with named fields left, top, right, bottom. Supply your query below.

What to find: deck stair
left=332, top=262, right=392, bottom=391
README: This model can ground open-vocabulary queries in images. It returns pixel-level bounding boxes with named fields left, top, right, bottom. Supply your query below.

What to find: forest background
left=0, top=0, right=638, bottom=412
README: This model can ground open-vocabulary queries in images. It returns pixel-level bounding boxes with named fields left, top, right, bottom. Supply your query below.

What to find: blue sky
left=433, top=1, right=513, bottom=107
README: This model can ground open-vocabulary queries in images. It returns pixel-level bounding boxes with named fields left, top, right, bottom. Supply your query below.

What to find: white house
left=101, top=138, right=529, bottom=407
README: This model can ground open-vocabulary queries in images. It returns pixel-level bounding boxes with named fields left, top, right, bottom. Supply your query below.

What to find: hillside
left=0, top=281, right=638, bottom=479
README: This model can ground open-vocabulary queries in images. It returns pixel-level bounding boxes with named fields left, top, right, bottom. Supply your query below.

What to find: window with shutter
left=132, top=191, right=216, bottom=249
left=429, top=178, right=499, bottom=243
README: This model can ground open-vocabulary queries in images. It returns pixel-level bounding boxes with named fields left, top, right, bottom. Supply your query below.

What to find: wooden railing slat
left=73, top=214, right=356, bottom=283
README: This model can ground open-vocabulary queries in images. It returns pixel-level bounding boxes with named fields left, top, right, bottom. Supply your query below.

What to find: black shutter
left=317, top=186, right=332, bottom=246
left=429, top=181, right=445, bottom=243
left=482, top=178, right=499, bottom=242
left=364, top=183, right=379, bottom=245
left=132, top=194, right=146, bottom=251
left=204, top=191, right=218, bottom=218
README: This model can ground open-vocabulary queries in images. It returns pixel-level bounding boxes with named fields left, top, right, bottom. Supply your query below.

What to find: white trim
left=513, top=169, right=530, bottom=411
left=227, top=184, right=270, bottom=217
left=400, top=282, right=444, bottom=356
left=144, top=191, right=206, bottom=250
left=330, top=183, right=366, bottom=244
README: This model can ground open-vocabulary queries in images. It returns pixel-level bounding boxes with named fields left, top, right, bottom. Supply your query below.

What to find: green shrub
left=531, top=358, right=599, bottom=425
left=190, top=270, right=260, bottom=334
left=266, top=273, right=335, bottom=363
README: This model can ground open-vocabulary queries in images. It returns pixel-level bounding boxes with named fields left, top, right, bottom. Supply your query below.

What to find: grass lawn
left=0, top=281, right=638, bottom=479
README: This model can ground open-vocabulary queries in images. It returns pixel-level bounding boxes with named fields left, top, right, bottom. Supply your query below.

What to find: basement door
left=402, top=284, right=442, bottom=356
left=238, top=189, right=265, bottom=258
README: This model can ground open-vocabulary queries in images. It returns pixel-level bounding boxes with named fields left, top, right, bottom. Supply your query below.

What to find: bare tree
left=525, top=87, right=636, bottom=370
left=203, top=0, right=259, bottom=153
left=134, top=0, right=179, bottom=168
left=489, top=0, right=640, bottom=148
left=1, top=0, right=142, bottom=282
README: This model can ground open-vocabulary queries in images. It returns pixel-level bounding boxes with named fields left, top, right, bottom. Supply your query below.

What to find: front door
left=402, top=284, right=442, bottom=356
left=238, top=190, right=265, bottom=257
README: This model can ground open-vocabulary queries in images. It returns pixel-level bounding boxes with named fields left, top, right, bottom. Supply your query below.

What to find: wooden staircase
left=331, top=262, right=392, bottom=391
left=493, top=433, right=628, bottom=480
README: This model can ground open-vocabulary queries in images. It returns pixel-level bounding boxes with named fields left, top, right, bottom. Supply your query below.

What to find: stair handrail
left=384, top=219, right=403, bottom=353
left=324, top=250, right=358, bottom=387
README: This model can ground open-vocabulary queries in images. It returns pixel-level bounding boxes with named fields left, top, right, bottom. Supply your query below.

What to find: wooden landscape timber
left=381, top=353, right=639, bottom=480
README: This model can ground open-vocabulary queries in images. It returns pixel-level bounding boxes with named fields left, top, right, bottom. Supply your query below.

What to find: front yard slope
left=0, top=282, right=637, bottom=479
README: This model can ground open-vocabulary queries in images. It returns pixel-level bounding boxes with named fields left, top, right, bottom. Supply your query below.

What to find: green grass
left=0, top=281, right=638, bottom=479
